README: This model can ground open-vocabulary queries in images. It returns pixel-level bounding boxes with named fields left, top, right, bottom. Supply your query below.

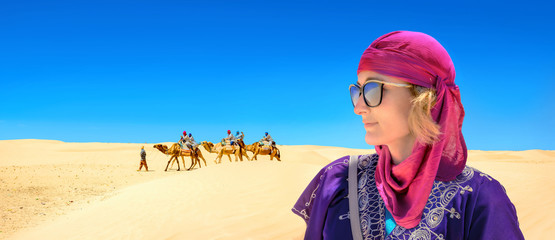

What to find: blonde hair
left=408, top=85, right=441, bottom=145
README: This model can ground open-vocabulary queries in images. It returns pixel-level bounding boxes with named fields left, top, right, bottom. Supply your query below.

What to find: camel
left=169, top=144, right=208, bottom=170
left=153, top=143, right=207, bottom=171
left=153, top=143, right=189, bottom=171
left=236, top=139, right=252, bottom=161
left=200, top=140, right=250, bottom=164
left=246, top=142, right=257, bottom=154
left=251, top=142, right=281, bottom=161
left=178, top=145, right=207, bottom=169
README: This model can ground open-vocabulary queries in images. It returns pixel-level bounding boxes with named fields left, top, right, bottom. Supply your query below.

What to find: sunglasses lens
left=349, top=85, right=361, bottom=106
left=363, top=82, right=382, bottom=107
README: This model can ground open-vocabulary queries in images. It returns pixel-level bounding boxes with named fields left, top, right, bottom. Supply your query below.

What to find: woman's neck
left=388, top=135, right=416, bottom=165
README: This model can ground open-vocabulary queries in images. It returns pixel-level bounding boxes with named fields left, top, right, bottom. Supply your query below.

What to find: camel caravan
left=153, top=130, right=280, bottom=171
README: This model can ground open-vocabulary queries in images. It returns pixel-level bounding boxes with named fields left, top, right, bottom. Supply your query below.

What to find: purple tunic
left=292, top=154, right=524, bottom=240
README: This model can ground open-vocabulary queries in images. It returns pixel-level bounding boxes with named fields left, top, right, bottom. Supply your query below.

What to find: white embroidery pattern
left=356, top=154, right=386, bottom=239
left=357, top=154, right=491, bottom=240
left=390, top=166, right=490, bottom=240
left=292, top=158, right=350, bottom=220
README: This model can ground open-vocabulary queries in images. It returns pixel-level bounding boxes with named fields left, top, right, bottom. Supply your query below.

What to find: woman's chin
left=364, top=134, right=382, bottom=146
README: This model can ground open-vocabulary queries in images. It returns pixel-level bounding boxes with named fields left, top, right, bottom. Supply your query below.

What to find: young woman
left=292, top=31, right=524, bottom=239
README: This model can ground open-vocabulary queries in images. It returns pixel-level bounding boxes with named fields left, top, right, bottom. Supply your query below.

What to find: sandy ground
left=0, top=140, right=553, bottom=239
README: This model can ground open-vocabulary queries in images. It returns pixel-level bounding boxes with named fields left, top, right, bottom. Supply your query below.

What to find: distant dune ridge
left=1, top=140, right=553, bottom=239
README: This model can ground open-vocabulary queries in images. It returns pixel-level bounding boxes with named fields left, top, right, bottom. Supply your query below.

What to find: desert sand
left=0, top=139, right=553, bottom=239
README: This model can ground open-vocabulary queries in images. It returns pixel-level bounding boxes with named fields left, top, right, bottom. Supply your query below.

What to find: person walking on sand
left=137, top=146, right=148, bottom=171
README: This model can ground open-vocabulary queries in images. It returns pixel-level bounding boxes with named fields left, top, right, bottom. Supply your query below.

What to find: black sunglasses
left=349, top=80, right=411, bottom=107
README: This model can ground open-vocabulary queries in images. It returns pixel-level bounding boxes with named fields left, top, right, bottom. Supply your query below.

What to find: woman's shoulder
left=464, top=166, right=514, bottom=203
left=292, top=154, right=378, bottom=221
left=440, top=166, right=524, bottom=238
left=320, top=155, right=350, bottom=173
left=437, top=165, right=513, bottom=209
left=301, top=154, right=379, bottom=203
left=452, top=166, right=505, bottom=190
left=317, top=153, right=379, bottom=178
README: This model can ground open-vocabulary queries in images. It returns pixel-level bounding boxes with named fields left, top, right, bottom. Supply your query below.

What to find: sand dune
left=1, top=140, right=553, bottom=239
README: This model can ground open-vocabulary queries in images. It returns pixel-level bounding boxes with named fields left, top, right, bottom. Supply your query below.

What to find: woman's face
left=354, top=71, right=414, bottom=148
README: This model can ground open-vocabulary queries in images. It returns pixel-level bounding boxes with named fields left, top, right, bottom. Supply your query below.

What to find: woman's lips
left=364, top=122, right=378, bottom=128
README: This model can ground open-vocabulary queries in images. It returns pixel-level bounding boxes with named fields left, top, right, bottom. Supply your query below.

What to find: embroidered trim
left=292, top=207, right=309, bottom=220
left=480, top=172, right=493, bottom=181
left=356, top=153, right=487, bottom=240
left=356, top=154, right=386, bottom=239
left=295, top=158, right=349, bottom=220
left=387, top=166, right=481, bottom=240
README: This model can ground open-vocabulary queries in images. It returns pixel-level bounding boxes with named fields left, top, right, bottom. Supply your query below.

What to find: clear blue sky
left=1, top=0, right=554, bottom=150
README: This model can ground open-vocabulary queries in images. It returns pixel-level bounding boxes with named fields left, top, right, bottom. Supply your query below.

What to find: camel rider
left=235, top=131, right=244, bottom=141
left=186, top=133, right=199, bottom=150
left=179, top=130, right=190, bottom=149
left=259, top=132, right=275, bottom=147
left=222, top=130, right=236, bottom=146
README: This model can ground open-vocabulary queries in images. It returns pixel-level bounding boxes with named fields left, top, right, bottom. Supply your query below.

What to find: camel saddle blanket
left=261, top=146, right=272, bottom=151
left=224, top=145, right=234, bottom=150
left=180, top=149, right=192, bottom=154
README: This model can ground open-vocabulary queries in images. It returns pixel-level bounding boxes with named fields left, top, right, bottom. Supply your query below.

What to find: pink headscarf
left=357, top=31, right=467, bottom=228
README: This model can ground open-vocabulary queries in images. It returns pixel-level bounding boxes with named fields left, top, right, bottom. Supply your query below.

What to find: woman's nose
left=353, top=95, right=368, bottom=115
